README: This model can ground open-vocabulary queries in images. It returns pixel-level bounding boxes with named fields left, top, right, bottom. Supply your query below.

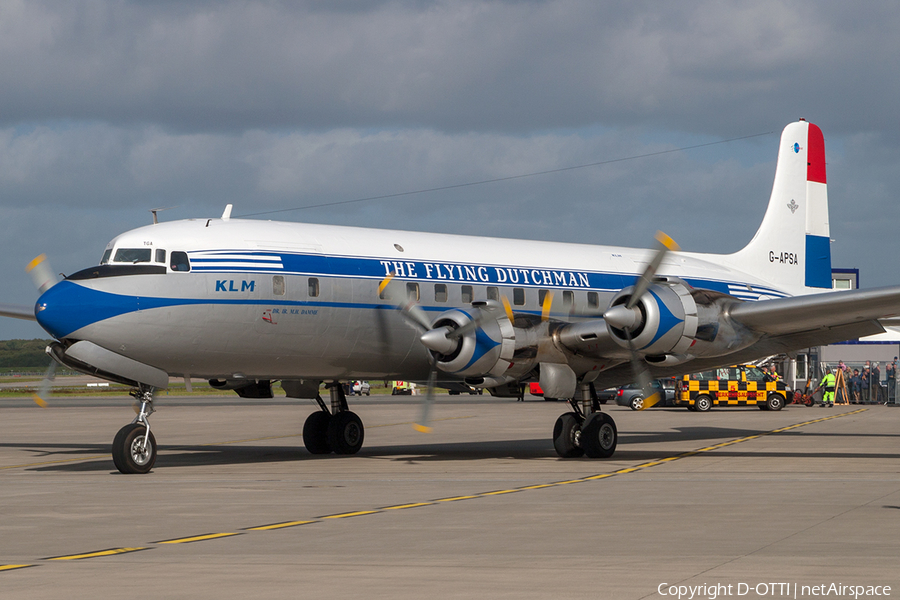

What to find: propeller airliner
left=3, top=119, right=899, bottom=474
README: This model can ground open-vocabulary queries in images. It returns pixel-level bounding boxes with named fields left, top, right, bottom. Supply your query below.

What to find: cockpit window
left=114, top=248, right=152, bottom=263
left=170, top=251, right=191, bottom=272
left=100, top=249, right=112, bottom=265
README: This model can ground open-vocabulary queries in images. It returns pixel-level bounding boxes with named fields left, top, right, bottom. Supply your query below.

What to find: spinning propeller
left=378, top=273, right=441, bottom=432
left=25, top=254, right=61, bottom=408
left=603, top=231, right=680, bottom=409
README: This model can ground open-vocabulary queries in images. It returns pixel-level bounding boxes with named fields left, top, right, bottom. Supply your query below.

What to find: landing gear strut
left=112, top=387, right=158, bottom=474
left=552, top=383, right=617, bottom=459
left=302, top=382, right=365, bottom=455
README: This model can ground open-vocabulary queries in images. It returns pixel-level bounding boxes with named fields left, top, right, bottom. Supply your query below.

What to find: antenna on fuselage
left=149, top=207, right=176, bottom=225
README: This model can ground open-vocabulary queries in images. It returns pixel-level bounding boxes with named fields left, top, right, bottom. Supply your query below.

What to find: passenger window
left=170, top=251, right=191, bottom=272
left=487, top=287, right=499, bottom=301
left=155, top=249, right=166, bottom=264
left=114, top=248, right=152, bottom=263
left=563, top=291, right=574, bottom=308
left=406, top=282, right=419, bottom=301
left=461, top=285, right=473, bottom=304
left=587, top=292, right=599, bottom=309
left=434, top=284, right=448, bottom=303
left=308, top=278, right=319, bottom=298
left=538, top=289, right=550, bottom=306
left=513, top=288, right=525, bottom=306
left=273, top=275, right=285, bottom=296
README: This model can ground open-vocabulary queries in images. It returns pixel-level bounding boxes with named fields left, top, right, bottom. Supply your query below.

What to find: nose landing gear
left=112, top=388, right=157, bottom=474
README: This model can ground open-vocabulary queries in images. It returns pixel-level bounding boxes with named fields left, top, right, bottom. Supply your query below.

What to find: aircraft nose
left=34, top=280, right=111, bottom=340
left=35, top=280, right=138, bottom=339
left=34, top=281, right=76, bottom=339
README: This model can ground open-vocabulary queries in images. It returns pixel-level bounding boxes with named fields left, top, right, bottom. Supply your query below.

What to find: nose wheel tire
left=553, top=412, right=584, bottom=458
left=327, top=411, right=365, bottom=455
left=303, top=411, right=333, bottom=454
left=112, top=423, right=157, bottom=474
left=580, top=412, right=617, bottom=458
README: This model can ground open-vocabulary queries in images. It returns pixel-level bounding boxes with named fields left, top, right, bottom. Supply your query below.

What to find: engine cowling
left=606, top=279, right=699, bottom=355
left=423, top=301, right=516, bottom=379
left=605, top=279, right=761, bottom=360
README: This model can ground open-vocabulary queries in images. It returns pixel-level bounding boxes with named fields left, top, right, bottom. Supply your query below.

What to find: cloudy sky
left=2, top=0, right=899, bottom=339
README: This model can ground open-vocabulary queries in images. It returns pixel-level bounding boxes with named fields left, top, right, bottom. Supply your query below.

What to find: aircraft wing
left=728, top=286, right=900, bottom=335
left=590, top=319, right=886, bottom=390
left=0, top=303, right=36, bottom=321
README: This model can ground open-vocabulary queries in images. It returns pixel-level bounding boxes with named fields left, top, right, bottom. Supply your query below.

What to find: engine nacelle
left=426, top=301, right=516, bottom=379
left=605, top=280, right=762, bottom=360
left=606, top=279, right=699, bottom=355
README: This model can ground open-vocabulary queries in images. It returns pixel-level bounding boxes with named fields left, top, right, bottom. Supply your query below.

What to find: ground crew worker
left=765, top=364, right=781, bottom=382
left=817, top=367, right=836, bottom=408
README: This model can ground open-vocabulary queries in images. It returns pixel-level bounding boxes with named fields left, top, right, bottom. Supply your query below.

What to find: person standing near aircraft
left=817, top=367, right=836, bottom=408
left=886, top=360, right=896, bottom=403
left=873, top=362, right=882, bottom=403
left=850, top=368, right=862, bottom=404
left=890, top=356, right=900, bottom=404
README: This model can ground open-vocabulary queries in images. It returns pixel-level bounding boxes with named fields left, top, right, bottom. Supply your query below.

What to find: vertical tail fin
left=726, top=120, right=831, bottom=291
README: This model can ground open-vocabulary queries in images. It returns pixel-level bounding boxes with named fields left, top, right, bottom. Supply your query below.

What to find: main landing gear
left=552, top=384, right=618, bottom=459
left=112, top=387, right=158, bottom=474
left=302, top=382, right=365, bottom=455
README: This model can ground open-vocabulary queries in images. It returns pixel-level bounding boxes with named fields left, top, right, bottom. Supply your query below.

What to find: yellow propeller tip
left=655, top=231, right=680, bottom=252
left=26, top=254, right=48, bottom=273
left=32, top=395, right=48, bottom=408
left=377, top=272, right=395, bottom=295
left=412, top=424, right=433, bottom=433
left=640, top=393, right=661, bottom=410
left=501, top=296, right=515, bottom=323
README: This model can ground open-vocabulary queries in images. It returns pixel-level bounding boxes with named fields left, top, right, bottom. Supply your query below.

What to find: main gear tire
left=327, top=411, right=365, bottom=455
left=581, top=412, right=617, bottom=458
left=553, top=412, right=584, bottom=458
left=303, top=411, right=333, bottom=454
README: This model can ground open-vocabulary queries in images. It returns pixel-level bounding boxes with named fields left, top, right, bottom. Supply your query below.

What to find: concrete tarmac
left=1, top=396, right=898, bottom=599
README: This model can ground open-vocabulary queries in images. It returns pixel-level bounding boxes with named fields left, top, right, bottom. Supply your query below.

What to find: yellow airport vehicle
left=675, top=365, right=791, bottom=412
